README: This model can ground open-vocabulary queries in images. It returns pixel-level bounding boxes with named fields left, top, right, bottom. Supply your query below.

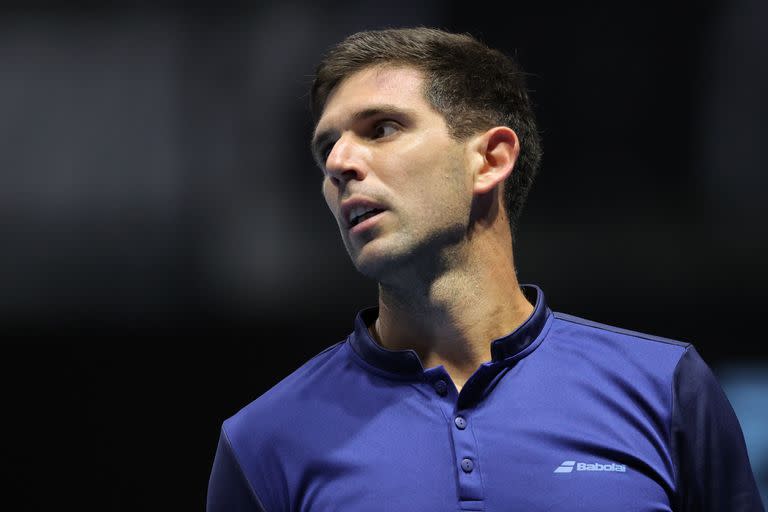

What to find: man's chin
left=350, top=254, right=390, bottom=281
left=349, top=249, right=409, bottom=282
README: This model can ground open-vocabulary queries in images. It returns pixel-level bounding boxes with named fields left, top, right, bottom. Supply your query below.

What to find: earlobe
left=473, top=127, right=519, bottom=195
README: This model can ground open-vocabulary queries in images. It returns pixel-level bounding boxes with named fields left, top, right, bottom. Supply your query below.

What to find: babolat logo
left=553, top=460, right=627, bottom=473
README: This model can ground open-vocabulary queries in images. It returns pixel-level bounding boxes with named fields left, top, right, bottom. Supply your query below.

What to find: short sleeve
left=671, top=345, right=765, bottom=511
left=207, top=428, right=268, bottom=512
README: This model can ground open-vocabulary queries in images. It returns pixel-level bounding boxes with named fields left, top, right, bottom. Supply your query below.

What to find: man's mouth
left=349, top=207, right=385, bottom=227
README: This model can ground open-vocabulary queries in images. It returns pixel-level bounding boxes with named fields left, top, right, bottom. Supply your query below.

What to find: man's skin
left=312, top=65, right=534, bottom=392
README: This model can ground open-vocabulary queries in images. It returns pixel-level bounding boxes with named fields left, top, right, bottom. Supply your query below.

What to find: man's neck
left=370, top=253, right=533, bottom=392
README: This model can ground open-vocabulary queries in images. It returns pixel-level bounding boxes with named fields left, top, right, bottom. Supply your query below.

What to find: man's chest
left=289, top=402, right=674, bottom=512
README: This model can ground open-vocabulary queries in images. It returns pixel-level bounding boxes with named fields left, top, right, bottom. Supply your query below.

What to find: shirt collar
left=348, top=284, right=551, bottom=377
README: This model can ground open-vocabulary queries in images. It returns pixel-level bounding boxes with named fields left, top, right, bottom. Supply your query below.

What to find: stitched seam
left=669, top=346, right=689, bottom=509
left=553, top=312, right=691, bottom=348
left=221, top=426, right=270, bottom=512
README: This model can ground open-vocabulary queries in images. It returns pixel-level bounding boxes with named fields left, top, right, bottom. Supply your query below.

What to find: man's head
left=311, top=28, right=542, bottom=236
left=310, top=28, right=542, bottom=282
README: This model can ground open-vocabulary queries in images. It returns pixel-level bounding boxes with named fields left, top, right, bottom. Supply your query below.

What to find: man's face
left=312, top=66, right=473, bottom=281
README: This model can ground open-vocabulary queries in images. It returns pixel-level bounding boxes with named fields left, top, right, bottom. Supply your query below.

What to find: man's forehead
left=316, top=65, right=426, bottom=132
left=352, top=64, right=424, bottom=91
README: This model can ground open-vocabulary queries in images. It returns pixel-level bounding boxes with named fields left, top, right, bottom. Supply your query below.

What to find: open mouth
left=350, top=208, right=385, bottom=227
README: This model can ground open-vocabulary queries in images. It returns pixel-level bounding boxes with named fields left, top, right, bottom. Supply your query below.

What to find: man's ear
left=469, top=126, right=520, bottom=195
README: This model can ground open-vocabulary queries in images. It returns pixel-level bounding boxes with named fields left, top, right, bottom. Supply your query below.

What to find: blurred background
left=3, top=1, right=766, bottom=510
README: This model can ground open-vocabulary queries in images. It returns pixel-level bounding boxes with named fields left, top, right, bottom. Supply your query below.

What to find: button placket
left=421, top=368, right=483, bottom=506
left=434, top=379, right=448, bottom=396
left=452, top=410, right=482, bottom=503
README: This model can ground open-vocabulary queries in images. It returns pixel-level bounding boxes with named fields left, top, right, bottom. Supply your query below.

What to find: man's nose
left=325, top=134, right=367, bottom=185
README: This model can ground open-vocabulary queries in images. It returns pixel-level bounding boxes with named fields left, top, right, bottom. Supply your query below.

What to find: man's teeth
left=350, top=206, right=380, bottom=226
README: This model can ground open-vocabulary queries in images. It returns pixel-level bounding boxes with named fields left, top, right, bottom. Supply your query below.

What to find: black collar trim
left=348, top=284, right=551, bottom=376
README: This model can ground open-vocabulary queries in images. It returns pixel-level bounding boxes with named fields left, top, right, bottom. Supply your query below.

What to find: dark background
left=4, top=2, right=767, bottom=510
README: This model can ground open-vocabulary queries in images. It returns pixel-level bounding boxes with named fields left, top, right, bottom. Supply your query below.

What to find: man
left=207, top=28, right=763, bottom=511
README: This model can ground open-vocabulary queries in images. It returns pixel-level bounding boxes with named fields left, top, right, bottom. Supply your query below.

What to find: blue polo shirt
left=207, top=285, right=763, bottom=511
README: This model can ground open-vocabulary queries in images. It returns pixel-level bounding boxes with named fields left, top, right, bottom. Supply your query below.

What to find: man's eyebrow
left=311, top=105, right=413, bottom=159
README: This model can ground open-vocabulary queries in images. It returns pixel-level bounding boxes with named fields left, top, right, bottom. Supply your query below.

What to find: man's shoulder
left=545, top=311, right=700, bottom=405
left=547, top=311, right=692, bottom=370
left=551, top=310, right=690, bottom=349
left=223, top=339, right=349, bottom=438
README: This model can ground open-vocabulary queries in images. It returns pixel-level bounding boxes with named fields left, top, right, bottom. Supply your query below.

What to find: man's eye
left=373, top=121, right=398, bottom=139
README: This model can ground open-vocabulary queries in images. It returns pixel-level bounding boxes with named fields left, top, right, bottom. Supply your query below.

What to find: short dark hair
left=310, top=27, right=542, bottom=240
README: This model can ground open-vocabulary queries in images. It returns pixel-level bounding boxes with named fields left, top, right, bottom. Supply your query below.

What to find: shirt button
left=454, top=416, right=467, bottom=430
left=434, top=379, right=448, bottom=396
left=461, top=458, right=474, bottom=473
